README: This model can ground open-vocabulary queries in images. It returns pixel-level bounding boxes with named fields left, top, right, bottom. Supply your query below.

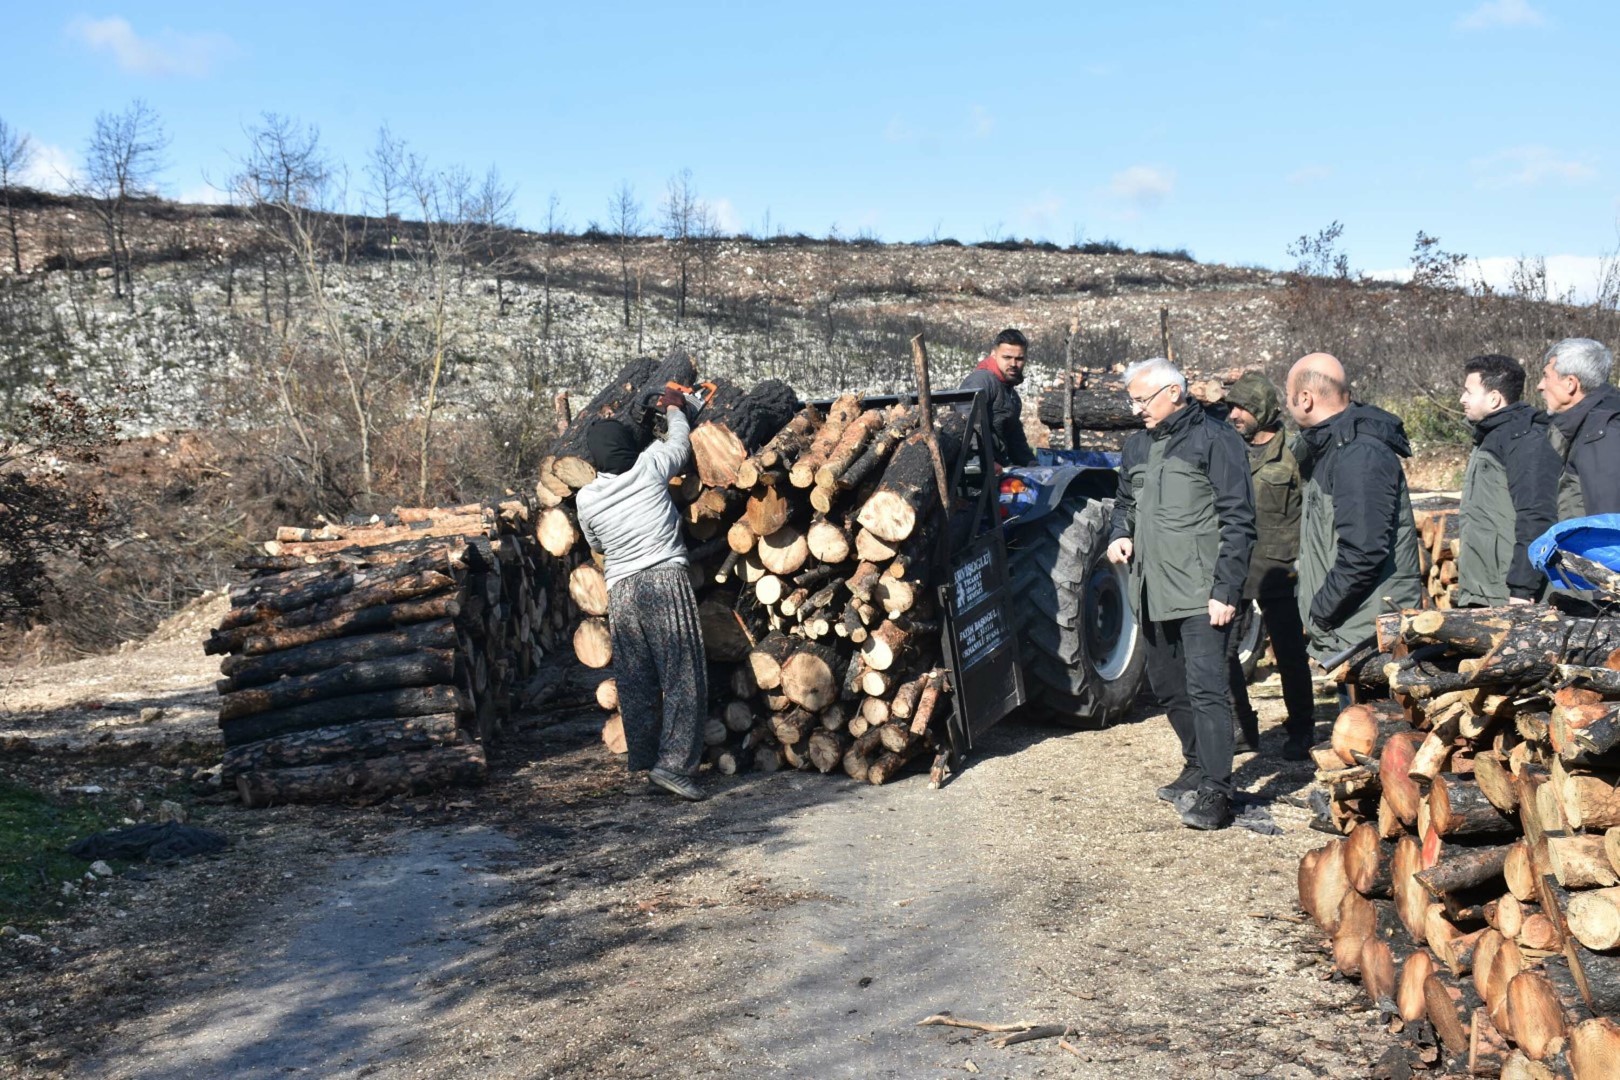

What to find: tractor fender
left=1001, top=450, right=1121, bottom=529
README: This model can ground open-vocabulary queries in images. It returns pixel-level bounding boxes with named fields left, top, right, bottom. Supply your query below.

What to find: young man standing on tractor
left=1107, top=358, right=1256, bottom=830
left=1222, top=371, right=1316, bottom=762
left=959, top=328, right=1037, bottom=467
left=1456, top=354, right=1559, bottom=607
left=1286, top=353, right=1423, bottom=667
left=575, top=388, right=709, bottom=802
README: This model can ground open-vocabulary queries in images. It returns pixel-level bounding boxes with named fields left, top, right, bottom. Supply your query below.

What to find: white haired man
left=1538, top=337, right=1620, bottom=518
left=1106, top=358, right=1256, bottom=830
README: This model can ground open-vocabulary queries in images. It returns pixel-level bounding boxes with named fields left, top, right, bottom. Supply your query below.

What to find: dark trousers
left=607, top=564, right=708, bottom=776
left=1227, top=592, right=1317, bottom=745
left=1143, top=612, right=1233, bottom=797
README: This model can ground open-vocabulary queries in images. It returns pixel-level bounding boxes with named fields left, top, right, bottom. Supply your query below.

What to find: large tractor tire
left=1233, top=599, right=1269, bottom=682
left=1006, top=495, right=1146, bottom=727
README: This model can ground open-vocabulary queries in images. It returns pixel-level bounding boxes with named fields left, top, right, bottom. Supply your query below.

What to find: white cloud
left=1016, top=192, right=1064, bottom=237
left=18, top=142, right=78, bottom=192
left=1286, top=164, right=1332, bottom=186
left=176, top=180, right=229, bottom=205
left=65, top=15, right=234, bottom=77
left=968, top=105, right=994, bottom=139
left=708, top=196, right=743, bottom=235
left=1472, top=145, right=1596, bottom=188
left=1364, top=254, right=1611, bottom=303
left=1110, top=165, right=1174, bottom=207
left=1456, top=0, right=1545, bottom=30
left=883, top=116, right=918, bottom=144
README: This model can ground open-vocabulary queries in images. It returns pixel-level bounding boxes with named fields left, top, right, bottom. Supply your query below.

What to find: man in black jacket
left=1456, top=354, right=1560, bottom=607
left=1107, top=357, right=1255, bottom=830
left=1286, top=353, right=1423, bottom=664
left=959, top=328, right=1036, bottom=467
left=1537, top=337, right=1620, bottom=519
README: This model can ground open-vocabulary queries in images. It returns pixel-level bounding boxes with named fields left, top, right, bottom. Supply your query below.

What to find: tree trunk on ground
left=220, top=684, right=468, bottom=747
left=221, top=713, right=460, bottom=776
left=217, top=650, right=457, bottom=722
left=236, top=744, right=486, bottom=807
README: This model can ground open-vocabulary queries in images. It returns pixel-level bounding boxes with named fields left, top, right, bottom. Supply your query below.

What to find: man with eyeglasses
left=959, top=328, right=1037, bottom=467
left=1106, top=358, right=1256, bottom=830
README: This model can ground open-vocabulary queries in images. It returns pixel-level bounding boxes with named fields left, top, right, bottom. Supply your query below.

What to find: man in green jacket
left=1456, top=354, right=1560, bottom=607
left=1286, top=353, right=1423, bottom=664
left=1107, top=358, right=1256, bottom=830
left=1222, top=372, right=1316, bottom=761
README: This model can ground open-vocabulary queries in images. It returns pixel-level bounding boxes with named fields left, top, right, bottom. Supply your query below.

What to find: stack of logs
left=206, top=502, right=551, bottom=806
left=1297, top=601, right=1620, bottom=1076
left=1417, top=504, right=1463, bottom=610
left=535, top=352, right=960, bottom=786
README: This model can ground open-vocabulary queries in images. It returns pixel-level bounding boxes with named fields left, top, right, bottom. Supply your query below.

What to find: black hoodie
left=1294, top=402, right=1424, bottom=660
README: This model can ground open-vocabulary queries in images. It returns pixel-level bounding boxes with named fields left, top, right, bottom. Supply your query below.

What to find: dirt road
left=2, top=620, right=1396, bottom=1078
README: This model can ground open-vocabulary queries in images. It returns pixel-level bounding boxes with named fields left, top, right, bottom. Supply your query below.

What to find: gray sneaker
left=649, top=768, right=705, bottom=802
left=1179, top=787, right=1232, bottom=831
left=1156, top=765, right=1201, bottom=803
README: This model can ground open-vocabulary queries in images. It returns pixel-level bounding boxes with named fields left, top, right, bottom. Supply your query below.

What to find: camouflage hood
left=1225, top=371, right=1282, bottom=431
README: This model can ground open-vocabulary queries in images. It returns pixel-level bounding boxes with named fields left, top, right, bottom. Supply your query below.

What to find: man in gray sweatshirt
left=576, top=388, right=708, bottom=801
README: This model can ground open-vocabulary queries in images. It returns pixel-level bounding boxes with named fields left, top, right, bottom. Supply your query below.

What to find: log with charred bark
left=237, top=743, right=487, bottom=807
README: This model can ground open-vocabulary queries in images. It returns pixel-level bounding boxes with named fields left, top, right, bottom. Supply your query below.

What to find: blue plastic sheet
left=1528, top=514, right=1620, bottom=590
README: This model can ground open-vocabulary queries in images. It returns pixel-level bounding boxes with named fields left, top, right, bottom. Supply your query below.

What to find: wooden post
left=553, top=390, right=572, bottom=434
left=908, top=333, right=953, bottom=516
left=1063, top=317, right=1078, bottom=450
left=1159, top=306, right=1174, bottom=364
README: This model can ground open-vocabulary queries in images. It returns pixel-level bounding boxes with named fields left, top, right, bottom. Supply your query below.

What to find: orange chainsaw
left=667, top=380, right=717, bottom=414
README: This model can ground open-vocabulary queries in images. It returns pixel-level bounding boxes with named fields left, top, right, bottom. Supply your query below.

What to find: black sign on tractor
left=939, top=527, right=1024, bottom=764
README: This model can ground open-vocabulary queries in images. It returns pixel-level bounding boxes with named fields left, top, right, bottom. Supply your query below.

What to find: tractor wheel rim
left=1085, top=562, right=1135, bottom=681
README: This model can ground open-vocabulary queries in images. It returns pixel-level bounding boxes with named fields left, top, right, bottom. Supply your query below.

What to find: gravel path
left=46, top=673, right=1401, bottom=1080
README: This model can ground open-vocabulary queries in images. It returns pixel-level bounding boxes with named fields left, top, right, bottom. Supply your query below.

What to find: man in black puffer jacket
left=1286, top=354, right=1423, bottom=664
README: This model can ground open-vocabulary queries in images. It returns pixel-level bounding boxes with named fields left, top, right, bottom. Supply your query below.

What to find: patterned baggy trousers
left=607, top=563, right=708, bottom=776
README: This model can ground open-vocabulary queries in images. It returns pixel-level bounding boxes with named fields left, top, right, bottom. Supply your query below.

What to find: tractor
left=910, top=386, right=1265, bottom=774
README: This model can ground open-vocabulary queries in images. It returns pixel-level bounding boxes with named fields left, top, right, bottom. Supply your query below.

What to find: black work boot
left=1234, top=714, right=1260, bottom=755
left=1282, top=721, right=1314, bottom=761
left=1179, top=785, right=1232, bottom=831
left=1156, top=764, right=1201, bottom=803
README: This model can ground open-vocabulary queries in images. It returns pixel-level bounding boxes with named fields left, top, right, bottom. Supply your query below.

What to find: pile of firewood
left=535, top=352, right=961, bottom=786
left=1417, top=504, right=1462, bottom=610
left=1296, top=601, right=1620, bottom=1076
left=205, top=502, right=551, bottom=806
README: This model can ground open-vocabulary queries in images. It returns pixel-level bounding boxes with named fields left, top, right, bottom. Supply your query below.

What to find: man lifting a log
left=576, top=387, right=708, bottom=801
left=1537, top=337, right=1620, bottom=518
left=959, top=328, right=1037, bottom=467
left=1106, top=358, right=1256, bottom=830
left=1222, top=371, right=1316, bottom=761
left=1455, top=354, right=1560, bottom=607
left=1286, top=353, right=1423, bottom=668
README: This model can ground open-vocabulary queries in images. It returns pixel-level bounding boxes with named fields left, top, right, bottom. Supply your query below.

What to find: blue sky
left=4, top=1, right=1618, bottom=291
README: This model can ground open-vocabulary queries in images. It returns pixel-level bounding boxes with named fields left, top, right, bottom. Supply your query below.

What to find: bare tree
left=408, top=157, right=517, bottom=502
left=75, top=100, right=168, bottom=303
left=231, top=113, right=380, bottom=499
left=365, top=124, right=408, bottom=270
left=608, top=181, right=641, bottom=327
left=661, top=169, right=701, bottom=321
left=538, top=192, right=565, bottom=335
left=0, top=116, right=34, bottom=274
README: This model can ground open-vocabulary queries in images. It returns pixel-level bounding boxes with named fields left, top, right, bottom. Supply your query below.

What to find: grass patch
left=0, top=780, right=121, bottom=927
left=1382, top=393, right=1471, bottom=446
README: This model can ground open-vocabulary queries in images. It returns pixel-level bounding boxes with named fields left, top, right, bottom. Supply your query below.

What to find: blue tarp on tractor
left=1529, top=515, right=1620, bottom=590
